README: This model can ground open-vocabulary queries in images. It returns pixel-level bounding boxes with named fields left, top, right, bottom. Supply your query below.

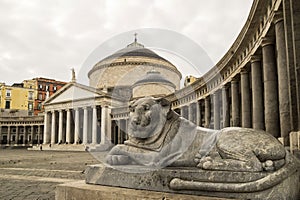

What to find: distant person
left=40, top=145, right=42, bottom=151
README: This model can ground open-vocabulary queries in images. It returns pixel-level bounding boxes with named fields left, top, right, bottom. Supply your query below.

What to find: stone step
left=28, top=144, right=86, bottom=152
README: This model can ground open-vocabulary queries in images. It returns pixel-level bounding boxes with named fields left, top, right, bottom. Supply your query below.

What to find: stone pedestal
left=82, top=157, right=300, bottom=200
left=56, top=181, right=229, bottom=200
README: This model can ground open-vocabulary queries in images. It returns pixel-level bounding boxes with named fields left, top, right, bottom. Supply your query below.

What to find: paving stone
left=0, top=149, right=102, bottom=199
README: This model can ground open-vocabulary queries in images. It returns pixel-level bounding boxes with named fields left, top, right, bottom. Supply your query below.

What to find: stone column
left=66, top=109, right=71, bottom=144
left=213, top=91, right=220, bottom=130
left=188, top=104, right=194, bottom=123
left=58, top=110, right=63, bottom=144
left=43, top=112, right=50, bottom=144
left=74, top=108, right=80, bottom=144
left=121, top=119, right=126, bottom=144
left=262, top=37, right=279, bottom=137
left=251, top=56, right=264, bottom=130
left=30, top=126, right=34, bottom=145
left=51, top=111, right=56, bottom=144
left=0, top=126, right=2, bottom=144
left=231, top=79, right=240, bottom=127
left=196, top=101, right=202, bottom=126
left=23, top=126, right=27, bottom=145
left=83, top=107, right=88, bottom=144
left=241, top=69, right=251, bottom=128
left=92, top=106, right=98, bottom=145
left=205, top=96, right=211, bottom=128
left=181, top=106, right=187, bottom=119
left=37, top=125, right=41, bottom=145
left=15, top=126, right=19, bottom=144
left=7, top=126, right=11, bottom=145
left=274, top=11, right=291, bottom=143
left=117, top=120, right=121, bottom=144
left=222, top=85, right=230, bottom=128
left=101, top=106, right=111, bottom=144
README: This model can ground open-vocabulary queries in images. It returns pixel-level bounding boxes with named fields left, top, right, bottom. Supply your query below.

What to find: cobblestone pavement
left=1, top=149, right=299, bottom=200
left=0, top=149, right=106, bottom=200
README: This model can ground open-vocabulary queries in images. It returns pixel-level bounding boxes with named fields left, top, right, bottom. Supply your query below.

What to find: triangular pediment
left=44, top=83, right=102, bottom=105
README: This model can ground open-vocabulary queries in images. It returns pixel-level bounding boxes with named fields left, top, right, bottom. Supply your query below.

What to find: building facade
left=0, top=82, right=35, bottom=116
left=30, top=77, right=66, bottom=116
left=0, top=78, right=66, bottom=147
left=0, top=116, right=43, bottom=145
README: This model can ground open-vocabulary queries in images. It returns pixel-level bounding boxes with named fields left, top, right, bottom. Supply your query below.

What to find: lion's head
left=128, top=97, right=171, bottom=139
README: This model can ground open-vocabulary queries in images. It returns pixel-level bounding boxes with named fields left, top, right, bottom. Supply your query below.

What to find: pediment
left=44, top=83, right=101, bottom=105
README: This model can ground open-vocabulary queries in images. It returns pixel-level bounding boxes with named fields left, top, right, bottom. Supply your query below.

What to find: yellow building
left=184, top=75, right=199, bottom=86
left=0, top=83, right=35, bottom=115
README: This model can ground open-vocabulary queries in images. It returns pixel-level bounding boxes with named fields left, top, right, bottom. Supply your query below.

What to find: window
left=45, top=85, right=49, bottom=91
left=5, top=101, right=10, bottom=109
left=39, top=84, right=43, bottom=90
left=28, top=103, right=33, bottom=111
left=53, top=86, right=57, bottom=92
left=38, top=93, right=43, bottom=100
left=28, top=92, right=33, bottom=100
left=37, top=103, right=42, bottom=110
left=6, top=90, right=11, bottom=97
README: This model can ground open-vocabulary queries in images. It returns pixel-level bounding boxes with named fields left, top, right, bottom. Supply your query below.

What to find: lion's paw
left=262, top=160, right=275, bottom=171
left=106, top=155, right=130, bottom=165
left=197, top=157, right=213, bottom=168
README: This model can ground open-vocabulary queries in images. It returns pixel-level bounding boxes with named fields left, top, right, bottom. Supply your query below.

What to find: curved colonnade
left=167, top=0, right=300, bottom=145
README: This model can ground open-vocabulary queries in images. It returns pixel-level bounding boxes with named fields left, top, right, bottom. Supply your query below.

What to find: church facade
left=42, top=39, right=181, bottom=150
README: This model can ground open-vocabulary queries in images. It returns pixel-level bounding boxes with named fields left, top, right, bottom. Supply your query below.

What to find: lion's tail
left=169, top=152, right=299, bottom=193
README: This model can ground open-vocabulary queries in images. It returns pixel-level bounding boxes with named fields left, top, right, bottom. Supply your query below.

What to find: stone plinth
left=56, top=180, right=230, bottom=200
left=84, top=160, right=300, bottom=200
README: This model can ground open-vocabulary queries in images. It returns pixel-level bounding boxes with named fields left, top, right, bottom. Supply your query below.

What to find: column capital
left=205, top=95, right=210, bottom=100
left=250, top=55, right=261, bottom=63
left=261, top=37, right=275, bottom=47
left=222, top=84, right=229, bottom=89
left=273, top=11, right=283, bottom=24
left=92, top=105, right=97, bottom=109
left=213, top=90, right=220, bottom=96
left=240, top=68, right=249, bottom=74
left=83, top=106, right=88, bottom=110
left=51, top=110, right=55, bottom=114
left=231, top=77, right=239, bottom=84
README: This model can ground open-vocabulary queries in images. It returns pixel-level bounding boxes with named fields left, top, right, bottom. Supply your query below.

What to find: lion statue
left=106, top=97, right=287, bottom=172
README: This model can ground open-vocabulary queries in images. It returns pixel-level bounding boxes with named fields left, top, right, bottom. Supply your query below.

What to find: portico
left=42, top=82, right=117, bottom=149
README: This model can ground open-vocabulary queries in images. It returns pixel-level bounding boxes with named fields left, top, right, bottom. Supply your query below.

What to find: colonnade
left=0, top=124, right=43, bottom=145
left=111, top=119, right=128, bottom=145
left=177, top=11, right=292, bottom=144
left=43, top=105, right=111, bottom=145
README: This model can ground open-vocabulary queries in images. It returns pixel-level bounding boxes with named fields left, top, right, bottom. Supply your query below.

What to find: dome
left=95, top=41, right=173, bottom=65
left=134, top=70, right=175, bottom=88
left=88, top=36, right=182, bottom=91
left=132, top=70, right=176, bottom=99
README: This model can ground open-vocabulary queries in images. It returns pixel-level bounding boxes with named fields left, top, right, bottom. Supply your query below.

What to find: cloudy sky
left=0, top=0, right=252, bottom=86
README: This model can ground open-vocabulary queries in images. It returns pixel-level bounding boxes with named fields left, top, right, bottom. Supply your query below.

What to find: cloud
left=0, top=0, right=252, bottom=86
